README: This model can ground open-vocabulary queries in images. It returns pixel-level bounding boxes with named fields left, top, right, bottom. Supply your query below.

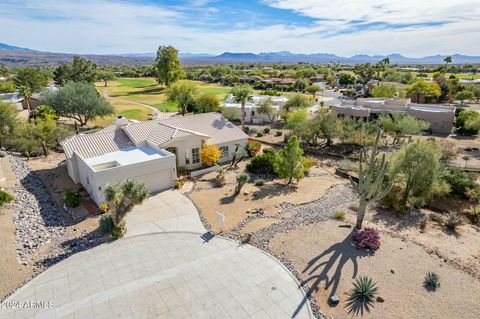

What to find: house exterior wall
left=75, top=152, right=176, bottom=206
left=66, top=156, right=81, bottom=184
left=223, top=106, right=278, bottom=124
left=157, top=135, right=205, bottom=170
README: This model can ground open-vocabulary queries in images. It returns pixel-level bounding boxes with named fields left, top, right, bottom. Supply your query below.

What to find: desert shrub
left=243, top=126, right=250, bottom=134
left=246, top=152, right=277, bottom=175
left=263, top=147, right=275, bottom=154
left=424, top=271, right=440, bottom=290
left=443, top=211, right=463, bottom=230
left=174, top=179, right=183, bottom=189
left=254, top=179, right=265, bottom=186
left=352, top=227, right=381, bottom=250
left=379, top=186, right=404, bottom=213
left=99, top=214, right=115, bottom=234
left=263, top=128, right=270, bottom=134
left=339, top=159, right=358, bottom=172
left=0, top=189, right=13, bottom=206
left=246, top=140, right=261, bottom=156
left=99, top=203, right=108, bottom=214
left=111, top=220, right=126, bottom=238
left=64, top=189, right=80, bottom=208
left=332, top=210, right=346, bottom=220
left=275, top=130, right=283, bottom=136
left=351, top=276, right=378, bottom=303
left=213, top=168, right=226, bottom=187
left=200, top=144, right=221, bottom=166
left=0, top=151, right=7, bottom=158
left=442, top=169, right=478, bottom=198
left=256, top=132, right=264, bottom=137
left=303, top=156, right=317, bottom=173
left=235, top=172, right=250, bottom=195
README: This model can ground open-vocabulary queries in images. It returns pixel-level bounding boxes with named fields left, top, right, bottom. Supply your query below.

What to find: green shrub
left=275, top=130, right=283, bottom=136
left=256, top=132, right=264, bottom=137
left=99, top=214, right=115, bottom=234
left=254, top=179, right=265, bottom=186
left=263, top=128, right=270, bottom=134
left=64, top=189, right=80, bottom=208
left=0, top=189, right=14, bottom=206
left=303, top=156, right=317, bottom=173
left=246, top=152, right=277, bottom=175
left=246, top=140, right=262, bottom=156
left=99, top=203, right=108, bottom=214
left=332, top=210, right=346, bottom=220
left=442, top=169, right=478, bottom=198
left=424, top=271, right=440, bottom=290
left=243, top=126, right=250, bottom=134
left=262, top=147, right=275, bottom=154
left=111, top=220, right=126, bottom=238
left=351, top=276, right=378, bottom=303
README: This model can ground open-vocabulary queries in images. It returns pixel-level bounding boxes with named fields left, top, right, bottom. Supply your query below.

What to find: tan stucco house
left=331, top=98, right=456, bottom=134
left=61, top=112, right=248, bottom=205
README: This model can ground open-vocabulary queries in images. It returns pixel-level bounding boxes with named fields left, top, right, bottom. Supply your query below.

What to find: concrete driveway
left=124, top=190, right=206, bottom=237
left=1, top=233, right=313, bottom=319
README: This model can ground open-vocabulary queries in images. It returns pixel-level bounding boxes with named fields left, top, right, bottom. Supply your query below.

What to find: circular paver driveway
left=2, top=232, right=312, bottom=319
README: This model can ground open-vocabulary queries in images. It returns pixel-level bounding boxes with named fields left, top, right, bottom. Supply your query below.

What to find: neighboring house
left=0, top=92, right=23, bottom=111
left=221, top=94, right=287, bottom=124
left=61, top=113, right=248, bottom=205
left=331, top=97, right=456, bottom=134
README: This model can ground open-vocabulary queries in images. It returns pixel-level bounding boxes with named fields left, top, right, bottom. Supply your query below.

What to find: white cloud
left=0, top=0, right=478, bottom=56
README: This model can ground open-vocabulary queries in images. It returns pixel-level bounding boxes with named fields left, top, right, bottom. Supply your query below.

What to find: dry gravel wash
left=3, top=156, right=104, bottom=298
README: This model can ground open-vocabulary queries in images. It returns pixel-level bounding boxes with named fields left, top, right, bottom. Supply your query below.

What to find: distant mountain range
left=0, top=43, right=479, bottom=66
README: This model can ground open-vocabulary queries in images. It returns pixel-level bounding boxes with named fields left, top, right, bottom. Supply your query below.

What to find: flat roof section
left=84, top=146, right=173, bottom=171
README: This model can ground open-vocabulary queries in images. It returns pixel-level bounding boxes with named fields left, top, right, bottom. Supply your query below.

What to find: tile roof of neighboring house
left=159, top=112, right=248, bottom=145
left=61, top=126, right=134, bottom=159
left=61, top=113, right=248, bottom=159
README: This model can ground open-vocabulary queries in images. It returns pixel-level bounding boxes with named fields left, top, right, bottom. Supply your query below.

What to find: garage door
left=134, top=169, right=174, bottom=194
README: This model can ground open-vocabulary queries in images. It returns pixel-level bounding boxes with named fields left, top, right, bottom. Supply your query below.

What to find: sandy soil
left=0, top=157, right=33, bottom=300
left=364, top=208, right=480, bottom=279
left=190, top=164, right=347, bottom=232
left=270, top=220, right=480, bottom=319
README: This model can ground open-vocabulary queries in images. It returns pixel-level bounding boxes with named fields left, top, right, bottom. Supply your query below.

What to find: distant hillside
left=0, top=42, right=479, bottom=66
left=0, top=43, right=33, bottom=52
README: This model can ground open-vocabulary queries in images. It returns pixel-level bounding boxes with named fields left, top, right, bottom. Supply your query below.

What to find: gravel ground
left=5, top=156, right=105, bottom=279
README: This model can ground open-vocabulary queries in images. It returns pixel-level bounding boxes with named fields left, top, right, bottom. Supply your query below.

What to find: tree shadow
left=36, top=227, right=111, bottom=269
left=213, top=116, right=235, bottom=130
left=220, top=193, right=237, bottom=204
left=251, top=183, right=297, bottom=200
left=291, top=233, right=372, bottom=318
left=345, top=294, right=375, bottom=316
left=124, top=87, right=165, bottom=95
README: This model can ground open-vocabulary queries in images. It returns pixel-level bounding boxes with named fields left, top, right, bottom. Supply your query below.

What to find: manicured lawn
left=90, top=99, right=152, bottom=127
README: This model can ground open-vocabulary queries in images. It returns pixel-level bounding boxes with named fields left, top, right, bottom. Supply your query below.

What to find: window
left=192, top=148, right=200, bottom=164
left=220, top=146, right=229, bottom=158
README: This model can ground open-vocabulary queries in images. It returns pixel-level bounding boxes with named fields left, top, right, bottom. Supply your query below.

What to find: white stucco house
left=61, top=112, right=248, bottom=205
left=221, top=94, right=287, bottom=124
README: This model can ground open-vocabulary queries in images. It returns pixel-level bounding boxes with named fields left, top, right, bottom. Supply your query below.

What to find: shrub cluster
left=246, top=140, right=261, bottom=157
left=246, top=151, right=277, bottom=175
left=0, top=189, right=14, bottom=206
left=352, top=227, right=381, bottom=251
left=64, top=189, right=80, bottom=208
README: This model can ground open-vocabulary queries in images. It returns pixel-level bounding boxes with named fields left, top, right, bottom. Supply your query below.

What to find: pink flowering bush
left=352, top=227, right=381, bottom=251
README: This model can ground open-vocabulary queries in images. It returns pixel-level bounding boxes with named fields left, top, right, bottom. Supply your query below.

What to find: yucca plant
left=352, top=276, right=378, bottom=303
left=424, top=271, right=440, bottom=290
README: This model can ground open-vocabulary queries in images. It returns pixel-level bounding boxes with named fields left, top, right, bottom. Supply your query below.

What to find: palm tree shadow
left=345, top=294, right=375, bottom=316
left=292, top=233, right=372, bottom=318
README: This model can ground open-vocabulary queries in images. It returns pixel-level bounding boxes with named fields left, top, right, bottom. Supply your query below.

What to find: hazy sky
left=1, top=0, right=479, bottom=56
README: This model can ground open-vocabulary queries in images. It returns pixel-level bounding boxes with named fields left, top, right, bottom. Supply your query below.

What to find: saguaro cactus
left=351, top=130, right=392, bottom=229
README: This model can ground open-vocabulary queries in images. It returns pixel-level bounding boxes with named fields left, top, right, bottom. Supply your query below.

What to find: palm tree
left=230, top=84, right=253, bottom=129
left=443, top=56, right=452, bottom=73
left=13, top=68, right=47, bottom=119
left=104, top=180, right=149, bottom=237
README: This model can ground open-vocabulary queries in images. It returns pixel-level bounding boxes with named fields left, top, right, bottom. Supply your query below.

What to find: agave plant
left=352, top=276, right=378, bottom=303
left=424, top=271, right=440, bottom=290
